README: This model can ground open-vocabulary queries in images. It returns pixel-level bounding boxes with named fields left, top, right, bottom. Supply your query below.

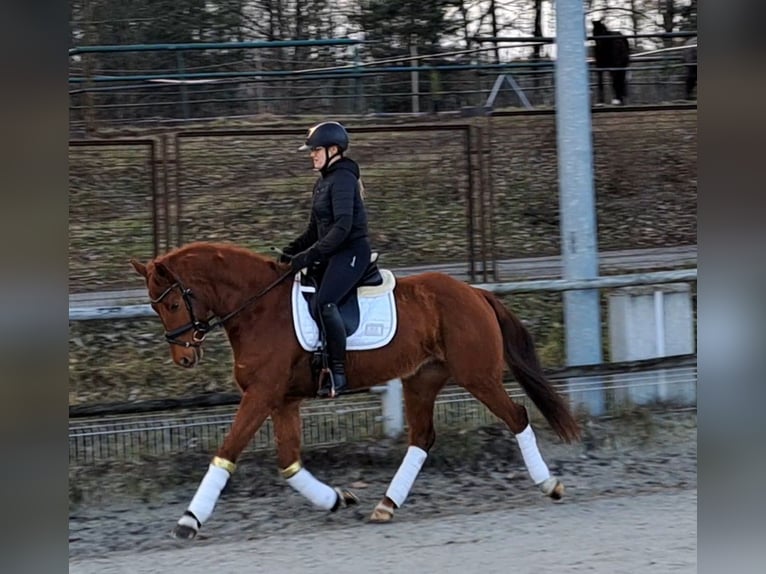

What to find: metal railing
left=69, top=33, right=696, bottom=126
left=68, top=269, right=697, bottom=321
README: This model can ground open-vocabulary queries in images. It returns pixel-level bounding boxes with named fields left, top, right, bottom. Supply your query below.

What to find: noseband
left=151, top=268, right=293, bottom=348
left=150, top=281, right=212, bottom=348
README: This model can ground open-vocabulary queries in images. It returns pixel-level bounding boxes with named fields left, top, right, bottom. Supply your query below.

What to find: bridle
left=150, top=267, right=293, bottom=348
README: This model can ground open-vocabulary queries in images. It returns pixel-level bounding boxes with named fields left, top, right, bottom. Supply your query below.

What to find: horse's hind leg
left=272, top=399, right=359, bottom=512
left=459, top=375, right=565, bottom=501
left=369, top=362, right=449, bottom=523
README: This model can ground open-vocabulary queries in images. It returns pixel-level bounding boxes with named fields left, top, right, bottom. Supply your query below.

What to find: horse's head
left=131, top=257, right=213, bottom=368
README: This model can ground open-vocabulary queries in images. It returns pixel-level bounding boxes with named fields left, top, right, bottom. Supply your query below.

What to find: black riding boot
left=318, top=303, right=348, bottom=398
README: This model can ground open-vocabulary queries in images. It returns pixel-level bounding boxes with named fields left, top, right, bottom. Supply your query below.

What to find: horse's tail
left=479, top=289, right=581, bottom=443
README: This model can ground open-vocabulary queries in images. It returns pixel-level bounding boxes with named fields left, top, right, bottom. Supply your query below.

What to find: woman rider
left=279, top=121, right=371, bottom=398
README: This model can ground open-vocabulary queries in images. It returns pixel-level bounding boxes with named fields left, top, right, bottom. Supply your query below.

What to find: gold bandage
left=280, top=460, right=303, bottom=479
left=211, top=456, right=236, bottom=474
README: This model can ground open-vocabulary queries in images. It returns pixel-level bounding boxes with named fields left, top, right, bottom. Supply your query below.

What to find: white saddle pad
left=291, top=270, right=398, bottom=352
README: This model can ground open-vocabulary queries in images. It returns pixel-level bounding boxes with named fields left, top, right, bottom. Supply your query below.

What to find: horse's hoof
left=539, top=477, right=565, bottom=500
left=550, top=481, right=565, bottom=500
left=368, top=502, right=394, bottom=523
left=331, top=488, right=360, bottom=512
left=340, top=488, right=360, bottom=506
left=171, top=524, right=198, bottom=540
left=172, top=513, right=200, bottom=540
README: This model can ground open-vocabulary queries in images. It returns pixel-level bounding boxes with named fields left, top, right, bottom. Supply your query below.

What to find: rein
left=151, top=267, right=294, bottom=348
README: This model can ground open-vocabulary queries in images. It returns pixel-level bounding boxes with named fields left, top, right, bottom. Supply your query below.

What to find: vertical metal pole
left=174, top=133, right=183, bottom=246
left=465, top=127, right=476, bottom=282
left=149, top=141, right=159, bottom=258
left=354, top=45, right=365, bottom=114
left=410, top=42, right=420, bottom=114
left=176, top=51, right=190, bottom=120
left=161, top=135, right=171, bottom=252
left=476, top=126, right=488, bottom=283
left=254, top=50, right=264, bottom=114
left=554, top=0, right=604, bottom=415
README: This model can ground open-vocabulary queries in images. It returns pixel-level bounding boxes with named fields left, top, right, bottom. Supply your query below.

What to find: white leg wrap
left=385, top=446, right=428, bottom=507
left=286, top=468, right=338, bottom=510
left=516, top=424, right=551, bottom=485
left=186, top=463, right=231, bottom=525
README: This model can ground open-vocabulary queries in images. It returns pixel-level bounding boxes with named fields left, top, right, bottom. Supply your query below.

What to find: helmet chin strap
left=320, top=146, right=342, bottom=172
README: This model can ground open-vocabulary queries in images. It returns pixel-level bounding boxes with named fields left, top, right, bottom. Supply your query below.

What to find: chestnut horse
left=130, top=241, right=580, bottom=540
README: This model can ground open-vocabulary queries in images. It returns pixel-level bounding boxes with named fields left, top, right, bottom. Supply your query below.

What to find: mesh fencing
left=173, top=126, right=472, bottom=269
left=69, top=363, right=696, bottom=464
left=69, top=140, right=159, bottom=292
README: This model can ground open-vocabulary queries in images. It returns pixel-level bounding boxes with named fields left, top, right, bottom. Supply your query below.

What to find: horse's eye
left=170, top=302, right=180, bottom=311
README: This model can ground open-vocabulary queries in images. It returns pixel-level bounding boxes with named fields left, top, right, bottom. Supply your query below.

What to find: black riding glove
left=290, top=247, right=322, bottom=273
left=277, top=247, right=294, bottom=265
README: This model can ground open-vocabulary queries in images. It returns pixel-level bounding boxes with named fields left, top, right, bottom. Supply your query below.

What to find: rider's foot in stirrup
left=318, top=371, right=347, bottom=399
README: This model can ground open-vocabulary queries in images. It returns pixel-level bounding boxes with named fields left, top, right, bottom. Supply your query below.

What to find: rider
left=279, top=121, right=372, bottom=398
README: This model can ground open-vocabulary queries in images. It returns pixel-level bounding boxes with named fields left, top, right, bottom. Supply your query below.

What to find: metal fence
left=69, top=34, right=696, bottom=129
left=69, top=139, right=161, bottom=290
left=485, top=106, right=697, bottom=276
left=69, top=358, right=697, bottom=465
left=67, top=105, right=696, bottom=292
left=173, top=124, right=476, bottom=273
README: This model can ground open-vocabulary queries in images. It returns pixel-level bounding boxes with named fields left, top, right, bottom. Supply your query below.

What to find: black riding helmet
left=298, top=121, right=349, bottom=152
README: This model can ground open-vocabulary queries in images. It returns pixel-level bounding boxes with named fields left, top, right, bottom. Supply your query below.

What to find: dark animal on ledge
left=592, top=20, right=631, bottom=105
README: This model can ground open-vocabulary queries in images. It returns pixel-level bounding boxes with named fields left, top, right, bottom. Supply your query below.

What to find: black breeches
left=315, top=239, right=371, bottom=309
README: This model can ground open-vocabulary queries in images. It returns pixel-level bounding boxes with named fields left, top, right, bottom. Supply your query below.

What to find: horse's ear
left=130, top=258, right=148, bottom=278
left=153, top=261, right=173, bottom=281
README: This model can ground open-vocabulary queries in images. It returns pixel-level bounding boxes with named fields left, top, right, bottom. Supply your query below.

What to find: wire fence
left=67, top=106, right=696, bottom=293
left=69, top=361, right=696, bottom=465
left=69, top=33, right=697, bottom=130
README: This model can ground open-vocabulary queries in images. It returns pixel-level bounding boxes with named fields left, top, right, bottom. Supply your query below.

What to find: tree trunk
left=630, top=0, right=640, bottom=49
left=489, top=0, right=500, bottom=64
left=533, top=0, right=543, bottom=97
left=660, top=0, right=676, bottom=49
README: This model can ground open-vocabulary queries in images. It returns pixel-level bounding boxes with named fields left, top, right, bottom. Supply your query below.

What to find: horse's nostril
left=180, top=356, right=191, bottom=366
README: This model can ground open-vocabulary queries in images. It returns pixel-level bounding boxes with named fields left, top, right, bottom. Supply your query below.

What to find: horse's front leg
left=272, top=398, right=359, bottom=512
left=172, top=388, right=272, bottom=540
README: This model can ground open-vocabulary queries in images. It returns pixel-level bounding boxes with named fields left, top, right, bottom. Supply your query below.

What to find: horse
left=591, top=20, right=631, bottom=105
left=130, top=241, right=581, bottom=540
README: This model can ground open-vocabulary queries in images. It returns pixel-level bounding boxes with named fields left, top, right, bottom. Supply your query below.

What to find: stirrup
left=317, top=369, right=346, bottom=399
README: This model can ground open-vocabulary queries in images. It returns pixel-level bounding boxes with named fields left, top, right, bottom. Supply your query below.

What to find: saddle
left=291, top=254, right=397, bottom=349
left=299, top=252, right=386, bottom=335
left=291, top=253, right=397, bottom=395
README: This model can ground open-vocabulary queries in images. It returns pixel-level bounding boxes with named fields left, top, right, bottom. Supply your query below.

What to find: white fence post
left=371, top=379, right=404, bottom=438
